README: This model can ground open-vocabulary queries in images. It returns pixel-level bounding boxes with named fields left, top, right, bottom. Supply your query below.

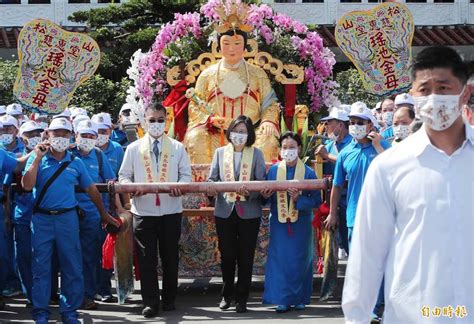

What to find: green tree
left=0, top=59, right=18, bottom=104
left=68, top=0, right=201, bottom=81
left=335, top=68, right=381, bottom=109
left=70, top=74, right=131, bottom=118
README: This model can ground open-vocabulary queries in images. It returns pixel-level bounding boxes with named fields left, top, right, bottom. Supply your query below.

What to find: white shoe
left=338, top=248, right=348, bottom=260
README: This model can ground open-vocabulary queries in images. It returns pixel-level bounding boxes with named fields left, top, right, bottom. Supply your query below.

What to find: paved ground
left=0, top=267, right=347, bottom=324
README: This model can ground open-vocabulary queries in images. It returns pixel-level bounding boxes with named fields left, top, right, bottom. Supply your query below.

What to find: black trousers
left=133, top=213, right=182, bottom=308
left=214, top=210, right=261, bottom=304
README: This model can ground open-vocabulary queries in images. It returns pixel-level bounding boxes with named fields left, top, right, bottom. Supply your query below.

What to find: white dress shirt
left=342, top=124, right=474, bottom=324
left=118, top=134, right=192, bottom=216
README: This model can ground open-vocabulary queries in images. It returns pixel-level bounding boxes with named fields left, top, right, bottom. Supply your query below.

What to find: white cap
left=19, top=121, right=44, bottom=136
left=120, top=103, right=132, bottom=115
left=394, top=93, right=415, bottom=107
left=76, top=119, right=98, bottom=136
left=375, top=101, right=382, bottom=110
left=320, top=107, right=349, bottom=122
left=0, top=105, right=6, bottom=114
left=73, top=115, right=90, bottom=132
left=348, top=101, right=372, bottom=121
left=48, top=117, right=72, bottom=132
left=34, top=113, right=49, bottom=120
left=91, top=113, right=112, bottom=129
left=1, top=114, right=19, bottom=129
left=6, top=103, right=22, bottom=116
left=53, top=108, right=71, bottom=119
left=71, top=107, right=88, bottom=120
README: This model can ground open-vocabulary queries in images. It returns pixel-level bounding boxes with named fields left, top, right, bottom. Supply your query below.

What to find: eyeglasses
left=349, top=121, right=368, bottom=126
left=148, top=119, right=166, bottom=123
left=121, top=110, right=131, bottom=117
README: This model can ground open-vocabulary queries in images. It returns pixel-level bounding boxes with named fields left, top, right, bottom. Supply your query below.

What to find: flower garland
left=137, top=1, right=338, bottom=112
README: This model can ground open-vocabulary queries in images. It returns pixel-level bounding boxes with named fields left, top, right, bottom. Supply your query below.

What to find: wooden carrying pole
left=100, top=179, right=329, bottom=194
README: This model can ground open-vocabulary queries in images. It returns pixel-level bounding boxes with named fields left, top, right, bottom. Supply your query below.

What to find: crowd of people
left=0, top=45, right=472, bottom=324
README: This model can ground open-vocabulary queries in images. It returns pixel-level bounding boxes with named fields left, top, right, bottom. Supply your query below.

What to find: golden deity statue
left=183, top=4, right=280, bottom=163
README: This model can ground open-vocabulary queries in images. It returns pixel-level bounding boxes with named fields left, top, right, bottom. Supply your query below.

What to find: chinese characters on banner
left=335, top=3, right=414, bottom=96
left=13, top=19, right=100, bottom=114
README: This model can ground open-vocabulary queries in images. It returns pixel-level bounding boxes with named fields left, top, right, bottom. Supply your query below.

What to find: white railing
left=266, top=0, right=472, bottom=26
left=0, top=0, right=126, bottom=27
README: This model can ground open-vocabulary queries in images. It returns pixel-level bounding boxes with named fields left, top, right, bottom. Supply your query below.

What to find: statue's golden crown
left=214, top=2, right=253, bottom=34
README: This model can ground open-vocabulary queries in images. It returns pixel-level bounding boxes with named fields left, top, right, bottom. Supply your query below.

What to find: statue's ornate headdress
left=214, top=1, right=253, bottom=34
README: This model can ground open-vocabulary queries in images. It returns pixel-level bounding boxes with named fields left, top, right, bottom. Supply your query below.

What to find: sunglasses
left=148, top=119, right=166, bottom=123
left=349, top=121, right=368, bottom=126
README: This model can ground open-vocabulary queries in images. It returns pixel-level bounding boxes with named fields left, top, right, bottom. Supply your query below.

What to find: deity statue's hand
left=260, top=121, right=278, bottom=137
left=210, top=116, right=227, bottom=129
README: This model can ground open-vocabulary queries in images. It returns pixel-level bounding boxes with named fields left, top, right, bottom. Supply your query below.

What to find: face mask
left=26, top=136, right=42, bottom=150
left=0, top=134, right=14, bottom=145
left=122, top=116, right=131, bottom=124
left=393, top=125, right=411, bottom=140
left=349, top=124, right=368, bottom=140
left=382, top=111, right=394, bottom=126
left=97, top=134, right=109, bottom=147
left=50, top=137, right=70, bottom=152
left=328, top=124, right=342, bottom=141
left=77, top=137, right=97, bottom=152
left=414, top=88, right=464, bottom=131
left=148, top=122, right=165, bottom=138
left=280, top=149, right=299, bottom=163
left=229, top=132, right=247, bottom=146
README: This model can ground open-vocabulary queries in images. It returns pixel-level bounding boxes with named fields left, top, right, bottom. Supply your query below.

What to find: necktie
left=153, top=140, right=160, bottom=164
left=152, top=140, right=161, bottom=206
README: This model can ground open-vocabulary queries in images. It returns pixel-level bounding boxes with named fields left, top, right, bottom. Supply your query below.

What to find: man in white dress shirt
left=342, top=46, right=473, bottom=323
left=118, top=103, right=191, bottom=318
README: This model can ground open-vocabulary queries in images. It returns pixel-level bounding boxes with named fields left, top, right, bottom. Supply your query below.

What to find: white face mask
left=328, top=124, right=342, bottom=141
left=97, top=134, right=109, bottom=147
left=349, top=124, right=368, bottom=140
left=382, top=111, right=394, bottom=126
left=26, top=136, right=42, bottom=150
left=280, top=148, right=299, bottom=163
left=121, top=116, right=131, bottom=124
left=77, top=137, right=97, bottom=153
left=393, top=125, right=411, bottom=140
left=148, top=122, right=166, bottom=138
left=229, top=132, right=248, bottom=146
left=414, top=88, right=465, bottom=131
left=50, top=137, right=70, bottom=152
left=0, top=134, right=14, bottom=145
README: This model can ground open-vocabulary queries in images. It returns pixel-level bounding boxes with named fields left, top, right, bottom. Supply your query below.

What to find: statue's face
left=220, top=34, right=245, bottom=65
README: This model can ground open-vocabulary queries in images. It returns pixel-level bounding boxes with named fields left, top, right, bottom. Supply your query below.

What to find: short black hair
left=226, top=115, right=256, bottom=146
left=279, top=131, right=302, bottom=147
left=217, top=29, right=249, bottom=52
left=397, top=106, right=416, bottom=120
left=411, top=46, right=470, bottom=84
left=145, top=101, right=166, bottom=115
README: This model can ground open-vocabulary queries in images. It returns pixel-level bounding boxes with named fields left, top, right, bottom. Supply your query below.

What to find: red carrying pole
left=109, top=179, right=328, bottom=194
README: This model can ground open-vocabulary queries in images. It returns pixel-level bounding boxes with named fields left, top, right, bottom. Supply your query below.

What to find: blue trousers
left=14, top=223, right=33, bottom=301
left=0, top=208, right=21, bottom=294
left=0, top=214, right=7, bottom=292
left=97, top=226, right=113, bottom=297
left=336, top=204, right=349, bottom=254
left=79, top=209, right=101, bottom=300
left=31, top=211, right=83, bottom=321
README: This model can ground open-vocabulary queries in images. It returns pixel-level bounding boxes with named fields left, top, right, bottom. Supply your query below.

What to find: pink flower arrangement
left=137, top=1, right=337, bottom=112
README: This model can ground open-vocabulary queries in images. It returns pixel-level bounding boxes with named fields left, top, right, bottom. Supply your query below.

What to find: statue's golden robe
left=184, top=61, right=280, bottom=163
